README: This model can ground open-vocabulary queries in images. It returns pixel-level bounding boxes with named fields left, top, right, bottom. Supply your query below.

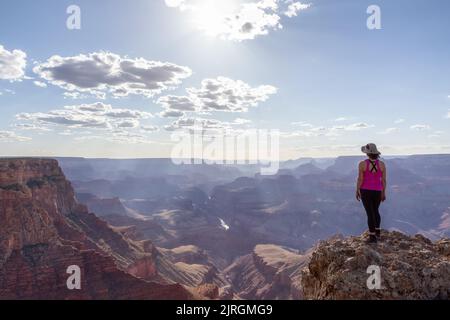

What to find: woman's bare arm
left=381, top=161, right=387, bottom=201
left=356, top=161, right=364, bottom=201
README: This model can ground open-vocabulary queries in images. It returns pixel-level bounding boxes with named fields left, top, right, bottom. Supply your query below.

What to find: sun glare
left=190, top=0, right=239, bottom=37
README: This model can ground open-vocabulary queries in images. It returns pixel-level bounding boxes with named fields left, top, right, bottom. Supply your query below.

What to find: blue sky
left=0, top=0, right=449, bottom=159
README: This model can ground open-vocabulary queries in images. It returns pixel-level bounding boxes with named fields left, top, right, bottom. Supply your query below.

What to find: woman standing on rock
left=356, top=143, right=387, bottom=244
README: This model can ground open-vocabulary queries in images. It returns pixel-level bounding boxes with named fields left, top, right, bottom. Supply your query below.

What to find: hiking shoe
left=376, top=229, right=381, bottom=239
left=367, top=235, right=378, bottom=244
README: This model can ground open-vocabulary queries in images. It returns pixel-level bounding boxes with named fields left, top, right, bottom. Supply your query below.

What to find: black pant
left=360, top=189, right=381, bottom=233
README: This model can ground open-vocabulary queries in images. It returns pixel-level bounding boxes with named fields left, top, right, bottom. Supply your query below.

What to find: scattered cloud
left=33, top=81, right=47, bottom=88
left=0, top=45, right=27, bottom=81
left=14, top=102, right=161, bottom=144
left=33, top=52, right=192, bottom=98
left=16, top=102, right=153, bottom=131
left=291, top=121, right=313, bottom=128
left=13, top=123, right=52, bottom=132
left=165, top=117, right=231, bottom=131
left=165, top=0, right=311, bottom=41
left=446, top=110, right=450, bottom=119
left=294, top=144, right=360, bottom=153
left=410, top=124, right=430, bottom=131
left=73, top=131, right=154, bottom=144
left=331, top=122, right=373, bottom=131
left=282, top=122, right=374, bottom=139
left=0, top=88, right=16, bottom=96
left=334, top=117, right=347, bottom=122
left=394, top=118, right=405, bottom=124
left=0, top=130, right=31, bottom=142
left=117, top=119, right=140, bottom=128
left=109, top=130, right=153, bottom=144
left=158, top=77, right=277, bottom=117
left=427, top=131, right=445, bottom=139
left=141, top=125, right=159, bottom=132
left=378, top=127, right=399, bottom=135
left=284, top=1, right=311, bottom=17
left=159, top=109, right=186, bottom=118
left=158, top=95, right=197, bottom=117
left=233, top=118, right=252, bottom=125
left=58, top=130, right=74, bottom=136
left=63, top=92, right=88, bottom=99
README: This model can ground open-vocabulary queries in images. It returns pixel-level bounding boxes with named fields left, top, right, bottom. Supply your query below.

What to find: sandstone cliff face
left=224, top=244, right=311, bottom=300
left=0, top=159, right=192, bottom=300
left=301, top=231, right=450, bottom=300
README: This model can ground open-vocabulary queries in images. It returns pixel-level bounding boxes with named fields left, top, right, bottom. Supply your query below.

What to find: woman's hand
left=356, top=189, right=361, bottom=201
left=381, top=192, right=386, bottom=202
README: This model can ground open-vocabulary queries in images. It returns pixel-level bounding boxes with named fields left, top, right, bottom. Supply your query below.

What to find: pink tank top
left=360, top=159, right=383, bottom=191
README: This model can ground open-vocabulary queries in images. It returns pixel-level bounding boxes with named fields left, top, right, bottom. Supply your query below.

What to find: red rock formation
left=76, top=193, right=128, bottom=217
left=224, top=244, right=311, bottom=300
left=0, top=159, right=192, bottom=300
left=301, top=231, right=450, bottom=300
left=194, top=284, right=219, bottom=300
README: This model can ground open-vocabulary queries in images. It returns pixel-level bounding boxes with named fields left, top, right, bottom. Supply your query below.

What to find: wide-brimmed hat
left=361, top=143, right=381, bottom=155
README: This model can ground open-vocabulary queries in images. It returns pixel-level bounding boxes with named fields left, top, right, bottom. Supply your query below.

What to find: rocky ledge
left=301, top=231, right=450, bottom=300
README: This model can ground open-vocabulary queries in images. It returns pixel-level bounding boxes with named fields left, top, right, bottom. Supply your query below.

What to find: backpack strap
left=368, top=159, right=378, bottom=173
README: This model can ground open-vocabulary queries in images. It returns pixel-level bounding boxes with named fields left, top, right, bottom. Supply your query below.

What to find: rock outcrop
left=0, top=158, right=192, bottom=300
left=225, top=244, right=311, bottom=300
left=75, top=193, right=128, bottom=217
left=302, top=231, right=450, bottom=300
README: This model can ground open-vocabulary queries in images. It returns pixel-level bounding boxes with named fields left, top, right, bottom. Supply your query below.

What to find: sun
left=190, top=0, right=239, bottom=37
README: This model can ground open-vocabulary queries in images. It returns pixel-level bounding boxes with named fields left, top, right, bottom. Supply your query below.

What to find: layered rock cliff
left=0, top=158, right=192, bottom=299
left=224, top=244, right=311, bottom=299
left=301, top=231, right=450, bottom=300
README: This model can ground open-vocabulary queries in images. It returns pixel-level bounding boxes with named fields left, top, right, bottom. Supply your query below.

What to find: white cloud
left=378, top=127, right=399, bottom=135
left=281, top=122, right=374, bottom=139
left=331, top=122, right=373, bottom=131
left=158, top=95, right=198, bottom=114
left=285, top=1, right=311, bottom=18
left=109, top=131, right=153, bottom=144
left=74, top=131, right=154, bottom=144
left=295, top=144, right=360, bottom=152
left=141, top=125, right=159, bottom=132
left=158, top=77, right=277, bottom=116
left=159, top=109, right=186, bottom=118
left=117, top=119, right=140, bottom=128
left=0, top=45, right=27, bottom=81
left=446, top=110, right=450, bottom=119
left=0, top=88, right=16, bottom=96
left=394, top=118, right=405, bottom=124
left=16, top=102, right=153, bottom=131
left=291, top=121, right=313, bottom=128
left=33, top=81, right=47, bottom=88
left=63, top=92, right=88, bottom=99
left=165, top=117, right=231, bottom=131
left=58, top=130, right=73, bottom=136
left=280, top=130, right=315, bottom=138
left=165, top=0, right=186, bottom=8
left=0, top=130, right=31, bottom=142
left=13, top=123, right=52, bottom=132
left=33, top=52, right=192, bottom=98
left=410, top=124, right=430, bottom=131
left=233, top=118, right=252, bottom=125
left=165, top=0, right=311, bottom=41
left=334, top=117, right=347, bottom=122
